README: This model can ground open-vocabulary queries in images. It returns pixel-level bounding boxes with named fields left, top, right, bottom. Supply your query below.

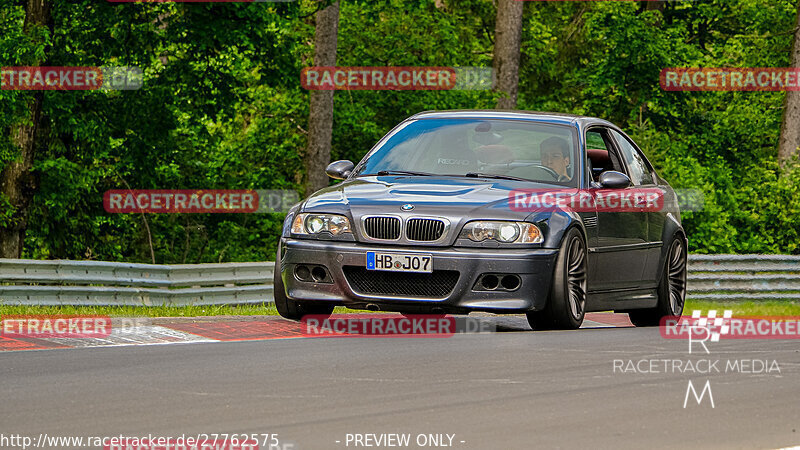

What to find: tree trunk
left=493, top=0, right=523, bottom=109
left=304, top=1, right=340, bottom=197
left=778, top=0, right=800, bottom=166
left=643, top=1, right=665, bottom=12
left=0, top=0, right=52, bottom=258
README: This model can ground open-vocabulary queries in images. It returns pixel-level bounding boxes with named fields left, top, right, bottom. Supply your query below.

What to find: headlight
left=291, top=213, right=352, bottom=236
left=459, top=221, right=543, bottom=244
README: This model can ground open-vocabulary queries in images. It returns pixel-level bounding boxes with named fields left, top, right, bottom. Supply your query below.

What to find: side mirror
left=325, top=160, right=354, bottom=180
left=598, top=170, right=631, bottom=189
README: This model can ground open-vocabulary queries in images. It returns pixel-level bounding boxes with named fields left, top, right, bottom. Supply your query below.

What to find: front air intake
left=343, top=266, right=459, bottom=298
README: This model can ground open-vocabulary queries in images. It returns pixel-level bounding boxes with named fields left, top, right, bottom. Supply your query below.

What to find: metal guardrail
left=0, top=259, right=274, bottom=306
left=687, top=254, right=800, bottom=301
left=0, top=254, right=798, bottom=306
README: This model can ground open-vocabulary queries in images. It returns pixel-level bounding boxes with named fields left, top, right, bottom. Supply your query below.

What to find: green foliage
left=516, top=0, right=800, bottom=254
left=1, top=0, right=798, bottom=261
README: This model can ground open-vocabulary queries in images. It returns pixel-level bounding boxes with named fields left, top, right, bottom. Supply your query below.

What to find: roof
left=408, top=110, right=617, bottom=129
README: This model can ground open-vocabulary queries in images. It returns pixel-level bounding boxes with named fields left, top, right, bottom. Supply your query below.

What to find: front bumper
left=279, top=238, right=558, bottom=313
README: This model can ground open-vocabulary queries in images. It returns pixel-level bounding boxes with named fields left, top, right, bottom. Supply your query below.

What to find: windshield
left=353, top=118, right=579, bottom=186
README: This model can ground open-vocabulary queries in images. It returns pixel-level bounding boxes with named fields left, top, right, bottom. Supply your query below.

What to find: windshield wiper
left=464, top=172, right=531, bottom=182
left=374, top=170, right=434, bottom=177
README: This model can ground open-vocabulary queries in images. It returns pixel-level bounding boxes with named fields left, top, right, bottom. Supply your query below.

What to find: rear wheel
left=526, top=228, right=587, bottom=330
left=273, top=244, right=334, bottom=321
left=628, top=235, right=687, bottom=327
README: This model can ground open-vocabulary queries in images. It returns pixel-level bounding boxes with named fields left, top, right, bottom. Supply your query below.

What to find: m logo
left=684, top=380, right=715, bottom=408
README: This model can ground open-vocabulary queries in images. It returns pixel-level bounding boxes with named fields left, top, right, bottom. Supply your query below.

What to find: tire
left=628, top=235, right=687, bottom=327
left=273, top=244, right=334, bottom=321
left=526, top=228, right=587, bottom=330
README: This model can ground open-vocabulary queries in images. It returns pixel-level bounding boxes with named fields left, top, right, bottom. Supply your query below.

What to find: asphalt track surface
left=1, top=315, right=799, bottom=450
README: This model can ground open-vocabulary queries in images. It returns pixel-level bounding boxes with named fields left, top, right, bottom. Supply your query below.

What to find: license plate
left=366, top=252, right=432, bottom=273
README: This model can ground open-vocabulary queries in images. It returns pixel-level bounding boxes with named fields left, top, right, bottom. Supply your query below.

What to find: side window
left=585, top=129, right=625, bottom=180
left=610, top=130, right=654, bottom=185
left=585, top=131, right=607, bottom=150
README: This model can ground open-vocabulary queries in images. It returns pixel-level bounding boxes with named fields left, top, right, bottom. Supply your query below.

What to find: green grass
left=684, top=300, right=800, bottom=316
left=0, top=303, right=281, bottom=318
left=1, top=301, right=798, bottom=319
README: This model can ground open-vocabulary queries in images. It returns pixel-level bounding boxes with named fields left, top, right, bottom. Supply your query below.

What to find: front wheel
left=526, top=228, right=587, bottom=330
left=628, top=235, right=687, bottom=327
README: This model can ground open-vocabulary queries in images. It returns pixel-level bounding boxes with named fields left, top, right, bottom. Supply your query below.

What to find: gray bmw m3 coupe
left=274, top=110, right=688, bottom=330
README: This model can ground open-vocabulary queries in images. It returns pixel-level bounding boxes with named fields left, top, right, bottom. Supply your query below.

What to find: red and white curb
left=42, top=326, right=218, bottom=348
left=0, top=313, right=633, bottom=352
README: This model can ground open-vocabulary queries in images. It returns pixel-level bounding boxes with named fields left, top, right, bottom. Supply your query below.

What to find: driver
left=540, top=137, right=571, bottom=182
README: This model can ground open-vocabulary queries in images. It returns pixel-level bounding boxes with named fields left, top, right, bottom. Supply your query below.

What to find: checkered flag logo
left=691, top=310, right=733, bottom=342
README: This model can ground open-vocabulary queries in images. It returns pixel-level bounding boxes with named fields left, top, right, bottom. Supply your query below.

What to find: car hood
left=302, top=175, right=562, bottom=222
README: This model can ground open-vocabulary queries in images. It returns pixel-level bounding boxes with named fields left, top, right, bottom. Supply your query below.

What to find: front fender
left=525, top=209, right=586, bottom=249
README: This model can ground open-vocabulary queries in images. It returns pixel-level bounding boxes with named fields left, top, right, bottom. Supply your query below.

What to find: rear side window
left=610, top=130, right=654, bottom=185
left=585, top=131, right=607, bottom=150
left=585, top=128, right=625, bottom=176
